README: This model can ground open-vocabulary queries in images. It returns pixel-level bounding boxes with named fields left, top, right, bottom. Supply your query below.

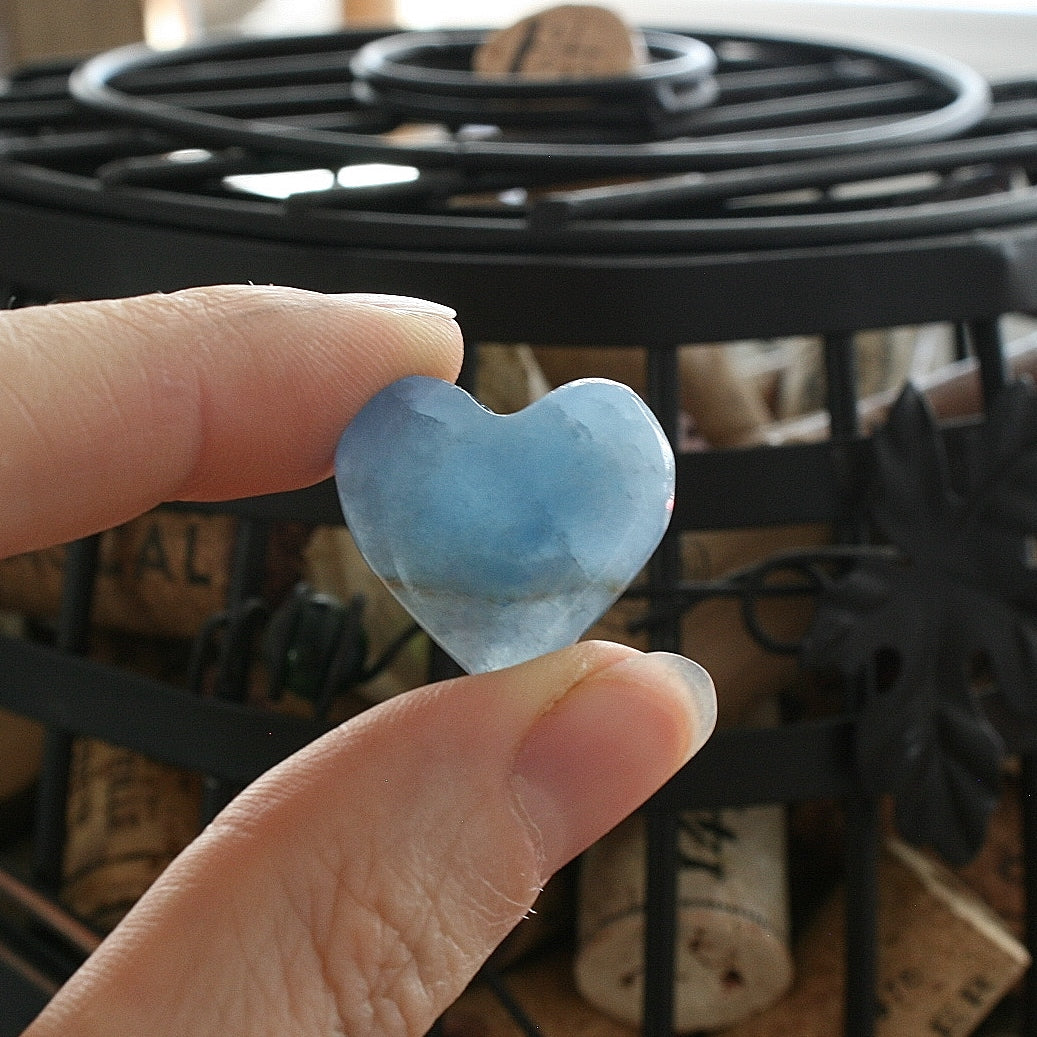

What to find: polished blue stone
left=334, top=376, right=675, bottom=674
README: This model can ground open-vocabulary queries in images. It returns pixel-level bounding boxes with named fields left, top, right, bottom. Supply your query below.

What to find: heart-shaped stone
left=334, top=376, right=675, bottom=674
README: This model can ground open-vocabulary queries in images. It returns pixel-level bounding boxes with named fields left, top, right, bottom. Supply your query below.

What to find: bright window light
left=396, top=0, right=1036, bottom=29
left=225, top=168, right=336, bottom=198
left=337, top=164, right=420, bottom=188
left=224, top=163, right=419, bottom=199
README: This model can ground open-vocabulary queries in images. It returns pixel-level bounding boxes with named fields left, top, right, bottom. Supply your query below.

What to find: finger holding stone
left=25, top=641, right=716, bottom=1037
left=0, top=285, right=463, bottom=557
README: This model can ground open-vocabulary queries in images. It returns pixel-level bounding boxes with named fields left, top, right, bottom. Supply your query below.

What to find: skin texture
left=2, top=286, right=715, bottom=1037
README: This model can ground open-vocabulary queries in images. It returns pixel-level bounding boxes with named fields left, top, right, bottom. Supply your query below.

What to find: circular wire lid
left=1, top=29, right=1034, bottom=256
left=66, top=27, right=992, bottom=175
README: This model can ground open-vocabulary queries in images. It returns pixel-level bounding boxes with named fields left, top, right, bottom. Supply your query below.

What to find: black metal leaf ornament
left=802, top=379, right=1037, bottom=865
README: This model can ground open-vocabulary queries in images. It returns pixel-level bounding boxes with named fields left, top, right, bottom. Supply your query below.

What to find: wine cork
left=338, top=0, right=397, bottom=27
left=575, top=803, right=793, bottom=1032
left=766, top=334, right=1037, bottom=444
left=473, top=4, right=647, bottom=80
left=719, top=840, right=1029, bottom=1037
left=679, top=345, right=774, bottom=448
left=474, top=343, right=552, bottom=415
left=0, top=707, right=43, bottom=805
left=587, top=522, right=824, bottom=726
left=531, top=344, right=772, bottom=449
left=0, top=512, right=236, bottom=639
left=0, top=512, right=309, bottom=639
left=61, top=737, right=202, bottom=930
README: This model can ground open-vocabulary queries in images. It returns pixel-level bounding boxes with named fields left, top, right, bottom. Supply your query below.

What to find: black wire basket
left=0, top=25, right=1036, bottom=1036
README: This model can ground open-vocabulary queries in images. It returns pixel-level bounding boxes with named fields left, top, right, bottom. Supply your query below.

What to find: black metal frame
left=67, top=27, right=989, bottom=170
left=1, top=216, right=1035, bottom=1035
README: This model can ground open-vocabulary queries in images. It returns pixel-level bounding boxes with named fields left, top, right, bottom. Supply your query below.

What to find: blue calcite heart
left=334, top=376, right=675, bottom=674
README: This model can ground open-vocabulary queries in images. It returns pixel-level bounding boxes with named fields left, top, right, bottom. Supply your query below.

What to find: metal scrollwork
left=801, top=380, right=1037, bottom=864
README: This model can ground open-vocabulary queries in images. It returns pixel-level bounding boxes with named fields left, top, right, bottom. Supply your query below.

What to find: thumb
left=26, top=641, right=716, bottom=1037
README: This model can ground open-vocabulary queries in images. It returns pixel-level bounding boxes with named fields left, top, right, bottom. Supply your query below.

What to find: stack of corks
left=567, top=322, right=1037, bottom=1034
left=0, top=510, right=310, bottom=930
left=442, top=821, right=1029, bottom=1037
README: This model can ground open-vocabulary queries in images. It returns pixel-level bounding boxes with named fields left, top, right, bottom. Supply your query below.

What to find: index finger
left=0, top=285, right=463, bottom=557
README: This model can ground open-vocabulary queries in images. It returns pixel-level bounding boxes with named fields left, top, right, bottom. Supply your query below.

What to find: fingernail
left=643, top=652, right=717, bottom=759
left=510, top=651, right=716, bottom=877
left=335, top=293, right=457, bottom=319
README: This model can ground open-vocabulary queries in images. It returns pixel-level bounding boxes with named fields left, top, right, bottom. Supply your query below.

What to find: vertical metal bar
left=1020, top=754, right=1037, bottom=1035
left=823, top=332, right=880, bottom=1037
left=824, top=332, right=866, bottom=540
left=226, top=516, right=271, bottom=604
left=31, top=740, right=73, bottom=894
left=644, top=344, right=682, bottom=655
left=200, top=517, right=270, bottom=822
left=966, top=318, right=1008, bottom=406
left=642, top=343, right=683, bottom=1036
left=643, top=803, right=679, bottom=1037
left=952, top=321, right=969, bottom=363
left=32, top=536, right=101, bottom=889
left=824, top=332, right=860, bottom=439
left=645, top=345, right=681, bottom=450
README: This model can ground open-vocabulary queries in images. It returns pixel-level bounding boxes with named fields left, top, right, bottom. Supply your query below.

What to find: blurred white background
left=165, top=0, right=1037, bottom=79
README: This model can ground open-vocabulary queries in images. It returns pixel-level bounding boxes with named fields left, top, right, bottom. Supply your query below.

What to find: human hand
left=7, top=285, right=717, bottom=1037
